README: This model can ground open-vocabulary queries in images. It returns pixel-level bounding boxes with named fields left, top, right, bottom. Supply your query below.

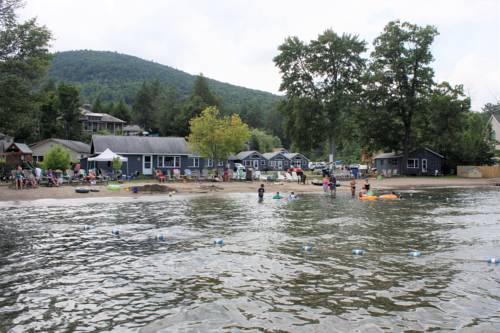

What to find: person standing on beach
left=258, top=184, right=265, bottom=201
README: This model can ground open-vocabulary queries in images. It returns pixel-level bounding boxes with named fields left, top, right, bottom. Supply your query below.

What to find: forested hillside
left=48, top=50, right=282, bottom=131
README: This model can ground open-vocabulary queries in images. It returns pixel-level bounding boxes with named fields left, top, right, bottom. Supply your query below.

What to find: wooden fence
left=457, top=165, right=500, bottom=178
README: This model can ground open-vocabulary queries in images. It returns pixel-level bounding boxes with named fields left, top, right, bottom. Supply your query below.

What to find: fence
left=457, top=165, right=500, bottom=178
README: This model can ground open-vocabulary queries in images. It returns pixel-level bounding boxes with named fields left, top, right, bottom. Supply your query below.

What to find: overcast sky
left=21, top=0, right=499, bottom=110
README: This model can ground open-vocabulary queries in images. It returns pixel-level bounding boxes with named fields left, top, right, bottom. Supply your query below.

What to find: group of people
left=322, top=174, right=338, bottom=196
left=13, top=165, right=64, bottom=190
left=257, top=184, right=297, bottom=201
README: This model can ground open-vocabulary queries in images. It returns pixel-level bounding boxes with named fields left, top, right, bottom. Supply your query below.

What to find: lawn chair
left=291, top=171, right=299, bottom=182
left=277, top=172, right=285, bottom=181
left=284, top=172, right=293, bottom=182
left=172, top=168, right=181, bottom=181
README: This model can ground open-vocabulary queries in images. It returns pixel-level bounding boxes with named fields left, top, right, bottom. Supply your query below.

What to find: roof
left=80, top=108, right=126, bottom=123
left=489, top=113, right=500, bottom=124
left=374, top=148, right=443, bottom=159
left=123, top=125, right=142, bottom=132
left=228, top=151, right=262, bottom=160
left=7, top=142, right=33, bottom=154
left=284, top=153, right=309, bottom=161
left=31, top=138, right=90, bottom=154
left=91, top=135, right=192, bottom=155
left=262, top=152, right=286, bottom=160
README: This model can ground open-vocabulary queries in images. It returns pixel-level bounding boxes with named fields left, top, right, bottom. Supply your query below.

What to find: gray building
left=80, top=106, right=126, bottom=135
left=262, top=152, right=289, bottom=170
left=374, top=148, right=443, bottom=176
left=284, top=153, right=309, bottom=169
left=84, top=135, right=213, bottom=176
left=228, top=151, right=266, bottom=170
left=31, top=138, right=90, bottom=163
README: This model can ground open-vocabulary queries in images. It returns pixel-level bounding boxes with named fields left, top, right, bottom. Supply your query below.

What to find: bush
left=43, top=145, right=71, bottom=170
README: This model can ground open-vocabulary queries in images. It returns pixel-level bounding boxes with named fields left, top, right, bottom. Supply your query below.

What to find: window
left=270, top=161, right=275, bottom=167
left=191, top=157, right=199, bottom=167
left=293, top=160, right=302, bottom=167
left=244, top=160, right=251, bottom=166
left=407, top=159, right=419, bottom=168
left=33, top=155, right=44, bottom=162
left=158, top=156, right=180, bottom=168
left=260, top=160, right=266, bottom=165
left=218, top=160, right=225, bottom=167
left=207, top=159, right=213, bottom=167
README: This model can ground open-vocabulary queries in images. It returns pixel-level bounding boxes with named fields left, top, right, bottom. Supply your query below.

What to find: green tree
left=363, top=21, right=438, bottom=174
left=39, top=85, right=63, bottom=139
left=43, top=144, right=71, bottom=170
left=112, top=156, right=123, bottom=175
left=112, top=99, right=132, bottom=123
left=187, top=107, right=250, bottom=162
left=133, top=81, right=155, bottom=131
left=0, top=0, right=52, bottom=139
left=92, top=95, right=104, bottom=113
left=459, top=112, right=495, bottom=165
left=177, top=74, right=219, bottom=137
left=58, top=82, right=82, bottom=140
left=249, top=129, right=282, bottom=152
left=274, top=30, right=366, bottom=159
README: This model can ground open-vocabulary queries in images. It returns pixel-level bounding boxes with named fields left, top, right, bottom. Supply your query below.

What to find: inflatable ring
left=379, top=194, right=398, bottom=200
left=360, top=195, right=378, bottom=201
left=75, top=188, right=90, bottom=193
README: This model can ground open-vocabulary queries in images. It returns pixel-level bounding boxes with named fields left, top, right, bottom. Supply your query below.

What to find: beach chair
left=284, top=172, right=293, bottom=182
left=254, top=170, right=261, bottom=181
left=277, top=172, right=285, bottom=181
left=291, top=171, right=299, bottom=182
left=172, top=168, right=181, bottom=181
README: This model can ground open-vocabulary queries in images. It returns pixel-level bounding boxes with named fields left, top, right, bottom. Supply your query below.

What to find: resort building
left=488, top=114, right=500, bottom=151
left=30, top=138, right=90, bottom=163
left=228, top=151, right=266, bottom=170
left=374, top=148, right=443, bottom=176
left=123, top=125, right=143, bottom=136
left=80, top=105, right=126, bottom=135
left=262, top=152, right=289, bottom=170
left=283, top=153, right=309, bottom=169
left=2, top=142, right=33, bottom=167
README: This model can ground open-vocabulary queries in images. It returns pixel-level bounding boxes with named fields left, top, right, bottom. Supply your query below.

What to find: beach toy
left=112, top=228, right=120, bottom=236
left=301, top=245, right=313, bottom=252
left=352, top=249, right=364, bottom=255
left=83, top=225, right=94, bottom=230
left=379, top=194, right=398, bottom=200
left=487, top=257, right=500, bottom=264
left=214, top=239, right=224, bottom=245
left=360, top=195, right=378, bottom=201
left=75, top=188, right=90, bottom=193
left=107, top=184, right=121, bottom=191
left=409, top=251, right=422, bottom=257
left=156, top=234, right=167, bottom=241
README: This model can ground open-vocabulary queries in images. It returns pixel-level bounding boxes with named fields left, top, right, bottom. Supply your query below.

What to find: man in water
left=288, top=191, right=297, bottom=200
left=350, top=177, right=356, bottom=198
left=329, top=174, right=337, bottom=197
left=258, top=184, right=265, bottom=201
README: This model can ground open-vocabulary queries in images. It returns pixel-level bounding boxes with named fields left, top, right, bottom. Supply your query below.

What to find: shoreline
left=0, top=177, right=498, bottom=203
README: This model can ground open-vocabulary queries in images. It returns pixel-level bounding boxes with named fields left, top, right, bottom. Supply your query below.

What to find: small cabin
left=4, top=142, right=33, bottom=167
left=228, top=151, right=266, bottom=170
left=374, top=148, right=443, bottom=176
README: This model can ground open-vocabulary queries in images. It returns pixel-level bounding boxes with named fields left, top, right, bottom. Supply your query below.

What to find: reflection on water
left=1, top=188, right=500, bottom=332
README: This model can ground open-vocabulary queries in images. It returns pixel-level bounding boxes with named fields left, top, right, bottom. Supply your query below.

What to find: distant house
left=374, top=148, right=443, bottom=176
left=488, top=114, right=500, bottom=151
left=30, top=138, right=90, bottom=163
left=80, top=105, right=126, bottom=135
left=84, top=135, right=206, bottom=176
left=262, top=151, right=289, bottom=170
left=3, top=142, right=33, bottom=167
left=284, top=153, right=309, bottom=169
left=228, top=151, right=266, bottom=170
left=123, top=125, right=143, bottom=136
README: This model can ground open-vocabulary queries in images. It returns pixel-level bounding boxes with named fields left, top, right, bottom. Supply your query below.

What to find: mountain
left=48, top=50, right=282, bottom=127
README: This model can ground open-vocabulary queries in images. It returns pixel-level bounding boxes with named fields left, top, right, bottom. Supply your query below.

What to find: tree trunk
left=328, top=136, right=336, bottom=166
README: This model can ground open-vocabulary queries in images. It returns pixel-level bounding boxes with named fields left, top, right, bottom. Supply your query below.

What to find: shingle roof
left=31, top=138, right=90, bottom=153
left=229, top=151, right=262, bottom=160
left=91, top=135, right=192, bottom=155
left=262, top=152, right=286, bottom=160
left=284, top=153, right=309, bottom=161
left=492, top=113, right=500, bottom=123
left=80, top=108, right=126, bottom=123
left=123, top=125, right=142, bottom=132
left=8, top=142, right=33, bottom=154
left=373, top=152, right=401, bottom=159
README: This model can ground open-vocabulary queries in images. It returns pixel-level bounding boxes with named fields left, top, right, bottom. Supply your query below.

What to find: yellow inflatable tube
left=379, top=194, right=399, bottom=200
left=359, top=195, right=378, bottom=201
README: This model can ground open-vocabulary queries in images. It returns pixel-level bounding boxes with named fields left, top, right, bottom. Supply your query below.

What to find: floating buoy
left=112, top=228, right=120, bottom=236
left=301, top=245, right=313, bottom=252
left=487, top=257, right=499, bottom=264
left=352, top=249, right=364, bottom=255
left=214, top=239, right=224, bottom=245
left=83, top=225, right=94, bottom=230
left=156, top=234, right=167, bottom=241
left=409, top=251, right=422, bottom=257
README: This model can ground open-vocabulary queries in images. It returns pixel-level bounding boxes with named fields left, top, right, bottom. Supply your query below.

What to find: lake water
left=0, top=187, right=499, bottom=332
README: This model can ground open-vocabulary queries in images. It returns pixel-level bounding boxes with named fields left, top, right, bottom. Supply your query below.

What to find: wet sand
left=0, top=177, right=498, bottom=202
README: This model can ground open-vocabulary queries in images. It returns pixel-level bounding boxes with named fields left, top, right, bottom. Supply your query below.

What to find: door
left=253, top=160, right=259, bottom=169
left=422, top=159, right=427, bottom=174
left=143, top=155, right=153, bottom=175
left=277, top=160, right=283, bottom=169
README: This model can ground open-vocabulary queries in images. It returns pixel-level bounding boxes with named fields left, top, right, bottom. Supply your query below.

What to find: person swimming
left=288, top=191, right=297, bottom=200
left=273, top=192, right=283, bottom=199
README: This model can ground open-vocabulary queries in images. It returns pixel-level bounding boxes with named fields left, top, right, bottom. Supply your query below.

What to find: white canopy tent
left=88, top=148, right=128, bottom=176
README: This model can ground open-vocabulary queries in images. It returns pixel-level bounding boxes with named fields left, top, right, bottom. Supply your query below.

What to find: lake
left=0, top=187, right=499, bottom=332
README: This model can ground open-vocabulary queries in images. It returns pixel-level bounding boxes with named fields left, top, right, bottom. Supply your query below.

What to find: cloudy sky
left=21, top=0, right=499, bottom=110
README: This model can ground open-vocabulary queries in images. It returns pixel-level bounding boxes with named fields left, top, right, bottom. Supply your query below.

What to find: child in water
left=258, top=184, right=265, bottom=201
left=273, top=192, right=283, bottom=199
left=288, top=192, right=297, bottom=200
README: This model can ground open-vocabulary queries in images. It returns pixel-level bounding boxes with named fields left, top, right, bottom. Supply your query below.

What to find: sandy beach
left=0, top=177, right=499, bottom=202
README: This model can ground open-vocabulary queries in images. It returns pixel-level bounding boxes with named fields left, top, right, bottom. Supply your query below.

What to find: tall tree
left=364, top=21, right=438, bottom=174
left=92, top=95, right=104, bottom=113
left=0, top=0, right=52, bottom=139
left=249, top=128, right=282, bottom=152
left=274, top=30, right=366, bottom=159
left=187, top=107, right=250, bottom=162
left=58, top=83, right=82, bottom=140
left=133, top=81, right=155, bottom=131
left=112, top=99, right=132, bottom=123
left=39, top=82, right=63, bottom=139
left=176, top=74, right=219, bottom=137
